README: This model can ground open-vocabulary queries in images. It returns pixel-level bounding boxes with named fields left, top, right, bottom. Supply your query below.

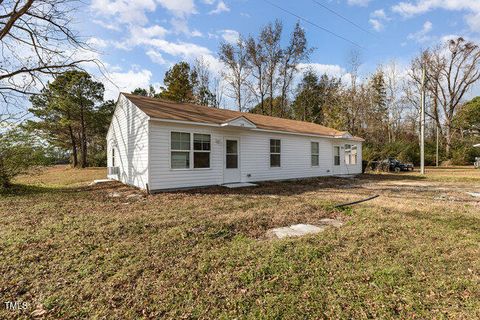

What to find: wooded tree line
left=133, top=21, right=480, bottom=166
left=1, top=2, right=480, bottom=188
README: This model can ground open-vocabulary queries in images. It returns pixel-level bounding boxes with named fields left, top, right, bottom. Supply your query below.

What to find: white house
left=106, top=93, right=364, bottom=192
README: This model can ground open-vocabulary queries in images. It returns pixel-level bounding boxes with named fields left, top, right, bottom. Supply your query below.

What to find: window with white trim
left=311, top=142, right=319, bottom=166
left=344, top=144, right=357, bottom=165
left=171, top=132, right=211, bottom=169
left=344, top=144, right=351, bottom=165
left=351, top=145, right=357, bottom=165
left=193, top=133, right=210, bottom=168
left=270, top=139, right=281, bottom=167
left=334, top=146, right=340, bottom=166
left=171, top=132, right=190, bottom=169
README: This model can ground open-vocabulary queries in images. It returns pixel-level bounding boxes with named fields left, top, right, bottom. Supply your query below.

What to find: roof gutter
left=148, top=117, right=363, bottom=141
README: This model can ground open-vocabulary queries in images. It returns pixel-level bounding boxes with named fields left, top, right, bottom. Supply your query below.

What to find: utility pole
left=420, top=64, right=426, bottom=175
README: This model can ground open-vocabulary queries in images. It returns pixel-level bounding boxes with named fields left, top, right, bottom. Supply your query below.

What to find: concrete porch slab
left=222, top=182, right=258, bottom=188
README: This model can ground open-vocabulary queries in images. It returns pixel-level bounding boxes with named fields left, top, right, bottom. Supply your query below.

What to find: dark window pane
left=171, top=151, right=190, bottom=169
left=334, top=155, right=340, bottom=166
left=226, top=140, right=237, bottom=154
left=270, top=139, right=280, bottom=153
left=194, top=134, right=211, bottom=151
left=270, top=154, right=281, bottom=167
left=226, top=154, right=238, bottom=168
left=194, top=152, right=210, bottom=168
left=311, top=155, right=319, bottom=166
left=311, top=142, right=319, bottom=154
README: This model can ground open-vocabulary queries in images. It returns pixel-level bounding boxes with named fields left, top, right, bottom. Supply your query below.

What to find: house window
left=193, top=133, right=210, bottom=168
left=311, top=142, right=319, bottom=166
left=334, top=146, right=340, bottom=166
left=171, top=132, right=190, bottom=169
left=344, top=144, right=357, bottom=165
left=351, top=145, right=358, bottom=165
left=112, top=147, right=115, bottom=167
left=345, top=144, right=351, bottom=165
left=270, top=139, right=281, bottom=167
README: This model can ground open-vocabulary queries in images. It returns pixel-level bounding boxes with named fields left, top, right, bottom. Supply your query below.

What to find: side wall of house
left=148, top=121, right=362, bottom=190
left=106, top=95, right=149, bottom=189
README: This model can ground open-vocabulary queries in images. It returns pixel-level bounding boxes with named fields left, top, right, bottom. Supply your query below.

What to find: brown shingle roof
left=122, top=93, right=363, bottom=141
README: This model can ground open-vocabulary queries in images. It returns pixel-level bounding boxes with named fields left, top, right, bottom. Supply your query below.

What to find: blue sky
left=79, top=0, right=480, bottom=102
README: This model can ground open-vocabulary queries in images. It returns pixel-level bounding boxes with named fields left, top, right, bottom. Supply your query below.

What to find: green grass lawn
left=1, top=166, right=479, bottom=319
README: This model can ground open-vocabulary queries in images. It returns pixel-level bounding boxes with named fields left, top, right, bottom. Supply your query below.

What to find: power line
left=262, top=0, right=364, bottom=49
left=310, top=0, right=374, bottom=36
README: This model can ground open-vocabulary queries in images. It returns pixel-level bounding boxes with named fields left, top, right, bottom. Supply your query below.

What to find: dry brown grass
left=1, top=166, right=479, bottom=319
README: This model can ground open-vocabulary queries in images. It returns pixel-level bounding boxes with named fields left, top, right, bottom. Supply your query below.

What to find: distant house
left=106, top=93, right=364, bottom=191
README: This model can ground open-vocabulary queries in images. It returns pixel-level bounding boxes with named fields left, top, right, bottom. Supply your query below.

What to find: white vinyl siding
left=106, top=95, right=149, bottom=189
left=147, top=120, right=362, bottom=190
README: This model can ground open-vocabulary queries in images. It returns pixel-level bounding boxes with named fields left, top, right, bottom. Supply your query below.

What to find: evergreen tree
left=160, top=62, right=195, bottom=103
left=28, top=71, right=106, bottom=168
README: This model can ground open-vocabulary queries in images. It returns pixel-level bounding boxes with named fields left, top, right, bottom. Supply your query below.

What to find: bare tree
left=246, top=35, right=267, bottom=114
left=382, top=61, right=409, bottom=142
left=261, top=20, right=283, bottom=116
left=411, top=38, right=480, bottom=156
left=278, top=22, right=312, bottom=117
left=0, top=0, right=97, bottom=123
left=344, top=49, right=363, bottom=134
left=192, top=57, right=218, bottom=107
left=218, top=37, right=251, bottom=111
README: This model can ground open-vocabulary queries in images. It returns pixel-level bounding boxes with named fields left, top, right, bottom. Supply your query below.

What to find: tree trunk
left=80, top=103, right=88, bottom=168
left=445, top=120, right=452, bottom=158
left=68, top=125, right=78, bottom=168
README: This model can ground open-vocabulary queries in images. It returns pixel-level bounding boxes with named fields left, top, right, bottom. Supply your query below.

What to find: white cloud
left=209, top=1, right=230, bottom=14
left=369, top=9, right=390, bottom=31
left=347, top=0, right=371, bottom=7
left=170, top=18, right=203, bottom=37
left=371, top=9, right=388, bottom=19
left=407, top=20, right=433, bottom=43
left=392, top=0, right=480, bottom=32
left=131, top=25, right=168, bottom=42
left=298, top=63, right=346, bottom=77
left=148, top=39, right=212, bottom=59
left=146, top=50, right=168, bottom=64
left=93, top=19, right=122, bottom=31
left=90, top=0, right=156, bottom=25
left=203, top=0, right=215, bottom=4
left=91, top=0, right=196, bottom=29
left=369, top=19, right=383, bottom=31
left=104, top=69, right=153, bottom=100
left=220, top=29, right=239, bottom=43
left=465, top=11, right=480, bottom=31
left=157, top=0, right=196, bottom=17
left=87, top=37, right=108, bottom=49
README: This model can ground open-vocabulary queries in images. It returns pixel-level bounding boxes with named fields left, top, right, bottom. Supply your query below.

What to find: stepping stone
left=266, top=224, right=326, bottom=239
left=319, top=218, right=343, bottom=228
left=466, top=192, right=480, bottom=198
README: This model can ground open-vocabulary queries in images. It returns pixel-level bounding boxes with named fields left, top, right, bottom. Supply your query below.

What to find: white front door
left=223, top=138, right=241, bottom=184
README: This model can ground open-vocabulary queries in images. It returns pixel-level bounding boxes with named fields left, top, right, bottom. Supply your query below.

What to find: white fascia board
left=148, top=117, right=362, bottom=142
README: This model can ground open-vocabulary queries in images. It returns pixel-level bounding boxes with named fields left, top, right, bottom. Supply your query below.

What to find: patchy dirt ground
left=1, top=166, right=479, bottom=319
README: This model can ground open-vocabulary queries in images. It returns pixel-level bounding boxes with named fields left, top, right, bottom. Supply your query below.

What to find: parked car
left=370, top=158, right=414, bottom=172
